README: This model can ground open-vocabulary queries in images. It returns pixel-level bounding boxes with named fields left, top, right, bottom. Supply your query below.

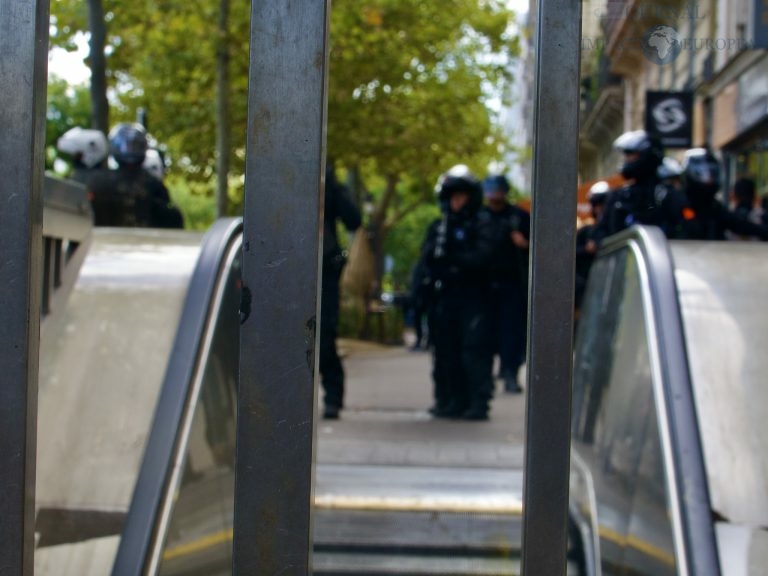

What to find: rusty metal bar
left=521, top=0, right=581, bottom=573
left=0, top=0, right=50, bottom=572
left=233, top=0, right=330, bottom=573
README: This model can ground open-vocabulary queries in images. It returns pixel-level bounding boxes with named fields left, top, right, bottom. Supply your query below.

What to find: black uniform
left=575, top=222, right=599, bottom=311
left=681, top=151, right=768, bottom=241
left=320, top=174, right=362, bottom=418
left=593, top=180, right=690, bottom=243
left=482, top=203, right=530, bottom=391
left=408, top=258, right=432, bottom=350
left=687, top=199, right=768, bottom=240
left=421, top=206, right=498, bottom=418
left=88, top=166, right=183, bottom=228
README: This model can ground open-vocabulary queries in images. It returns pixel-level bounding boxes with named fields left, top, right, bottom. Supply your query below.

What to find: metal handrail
left=601, top=226, right=720, bottom=575
left=112, top=218, right=242, bottom=575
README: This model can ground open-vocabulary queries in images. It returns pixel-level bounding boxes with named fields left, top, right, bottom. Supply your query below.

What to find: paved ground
left=316, top=339, right=528, bottom=470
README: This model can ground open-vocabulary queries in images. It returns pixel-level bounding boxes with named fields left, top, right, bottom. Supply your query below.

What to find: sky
left=48, top=34, right=90, bottom=85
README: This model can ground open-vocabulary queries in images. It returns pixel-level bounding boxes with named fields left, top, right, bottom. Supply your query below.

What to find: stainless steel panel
left=235, top=1, right=330, bottom=572
left=714, top=523, right=768, bottom=576
left=671, top=242, right=768, bottom=528
left=522, top=0, right=581, bottom=572
left=35, top=229, right=202, bottom=574
left=0, top=0, right=50, bottom=571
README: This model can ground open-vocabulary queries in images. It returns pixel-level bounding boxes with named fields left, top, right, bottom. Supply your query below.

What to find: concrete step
left=312, top=464, right=530, bottom=575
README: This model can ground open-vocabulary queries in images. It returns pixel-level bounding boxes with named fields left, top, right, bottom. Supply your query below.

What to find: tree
left=49, top=0, right=250, bottom=217
left=87, top=0, right=109, bottom=132
left=327, top=0, right=519, bottom=290
left=48, top=0, right=521, bottom=273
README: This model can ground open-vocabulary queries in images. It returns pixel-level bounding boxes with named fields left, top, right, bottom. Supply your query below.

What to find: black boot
left=461, top=405, right=489, bottom=421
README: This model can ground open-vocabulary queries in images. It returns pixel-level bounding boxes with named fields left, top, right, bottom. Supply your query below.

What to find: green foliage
left=383, top=202, right=440, bottom=287
left=338, top=296, right=405, bottom=344
left=166, top=175, right=217, bottom=231
left=49, top=0, right=521, bottom=238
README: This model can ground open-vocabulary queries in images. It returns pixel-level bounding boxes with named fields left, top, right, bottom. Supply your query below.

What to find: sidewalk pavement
left=316, top=339, right=528, bottom=471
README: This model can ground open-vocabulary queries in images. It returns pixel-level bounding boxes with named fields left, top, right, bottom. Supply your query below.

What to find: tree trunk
left=368, top=174, right=398, bottom=296
left=87, top=0, right=109, bottom=133
left=215, top=0, right=231, bottom=218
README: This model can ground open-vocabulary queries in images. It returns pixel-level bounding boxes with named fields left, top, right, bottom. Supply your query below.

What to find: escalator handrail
left=112, top=217, right=243, bottom=576
left=600, top=225, right=720, bottom=576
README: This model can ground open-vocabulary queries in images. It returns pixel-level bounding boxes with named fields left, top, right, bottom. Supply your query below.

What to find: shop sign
left=645, top=91, right=693, bottom=148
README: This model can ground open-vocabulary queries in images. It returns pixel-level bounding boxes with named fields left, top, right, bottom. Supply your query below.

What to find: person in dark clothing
left=320, top=164, right=362, bottom=420
left=731, top=177, right=757, bottom=221
left=575, top=180, right=610, bottom=313
left=727, top=177, right=764, bottom=240
left=88, top=123, right=184, bottom=229
left=657, top=156, right=683, bottom=190
left=681, top=150, right=768, bottom=241
left=420, top=165, right=498, bottom=420
left=408, top=259, right=432, bottom=350
left=481, top=174, right=530, bottom=394
left=594, top=130, right=691, bottom=244
left=762, top=195, right=768, bottom=228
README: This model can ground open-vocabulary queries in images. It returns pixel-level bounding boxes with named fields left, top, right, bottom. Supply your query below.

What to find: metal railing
left=0, top=0, right=581, bottom=574
left=40, top=176, right=93, bottom=317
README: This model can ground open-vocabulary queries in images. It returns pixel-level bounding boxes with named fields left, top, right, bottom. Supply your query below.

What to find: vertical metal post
left=234, top=1, right=329, bottom=573
left=521, top=0, right=581, bottom=573
left=0, top=0, right=49, bottom=572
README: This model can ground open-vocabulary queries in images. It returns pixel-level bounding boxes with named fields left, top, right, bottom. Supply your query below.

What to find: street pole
left=233, top=1, right=330, bottom=573
left=0, top=0, right=50, bottom=573
left=521, top=0, right=581, bottom=573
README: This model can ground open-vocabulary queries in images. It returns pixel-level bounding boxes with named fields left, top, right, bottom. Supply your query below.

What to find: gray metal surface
left=35, top=229, right=202, bottom=574
left=522, top=0, right=581, bottom=574
left=714, top=523, right=768, bottom=576
left=235, top=1, right=330, bottom=573
left=0, top=0, right=50, bottom=572
left=671, top=242, right=768, bottom=528
left=42, top=175, right=92, bottom=243
left=112, top=219, right=241, bottom=575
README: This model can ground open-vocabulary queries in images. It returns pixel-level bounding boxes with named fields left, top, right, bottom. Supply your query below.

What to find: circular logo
left=651, top=97, right=688, bottom=133
left=641, top=25, right=682, bottom=65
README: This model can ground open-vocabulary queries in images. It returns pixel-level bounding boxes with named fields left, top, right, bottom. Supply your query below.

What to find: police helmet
left=57, top=127, right=109, bottom=168
left=613, top=130, right=664, bottom=181
left=482, top=174, right=511, bottom=197
left=109, top=123, right=149, bottom=166
left=143, top=148, right=165, bottom=180
left=587, top=180, right=610, bottom=206
left=682, top=148, right=720, bottom=199
left=435, top=165, right=482, bottom=210
left=657, top=157, right=683, bottom=182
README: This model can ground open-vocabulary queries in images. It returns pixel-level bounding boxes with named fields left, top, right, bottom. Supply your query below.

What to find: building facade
left=578, top=0, right=768, bottom=197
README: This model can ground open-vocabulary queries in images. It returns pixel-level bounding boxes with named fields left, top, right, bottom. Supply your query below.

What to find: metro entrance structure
left=0, top=1, right=580, bottom=574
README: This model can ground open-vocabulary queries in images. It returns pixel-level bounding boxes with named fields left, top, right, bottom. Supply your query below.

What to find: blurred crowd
left=405, top=130, right=768, bottom=422
left=56, top=123, right=183, bottom=229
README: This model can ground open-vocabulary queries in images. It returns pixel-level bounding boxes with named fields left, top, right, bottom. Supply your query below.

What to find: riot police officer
left=420, top=165, right=497, bottom=420
left=88, top=123, right=183, bottom=228
left=594, top=130, right=690, bottom=244
left=481, top=174, right=530, bottom=394
left=320, top=164, right=362, bottom=420
left=657, top=157, right=683, bottom=190
left=575, top=180, right=610, bottom=312
left=56, top=127, right=109, bottom=186
left=681, top=149, right=768, bottom=241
